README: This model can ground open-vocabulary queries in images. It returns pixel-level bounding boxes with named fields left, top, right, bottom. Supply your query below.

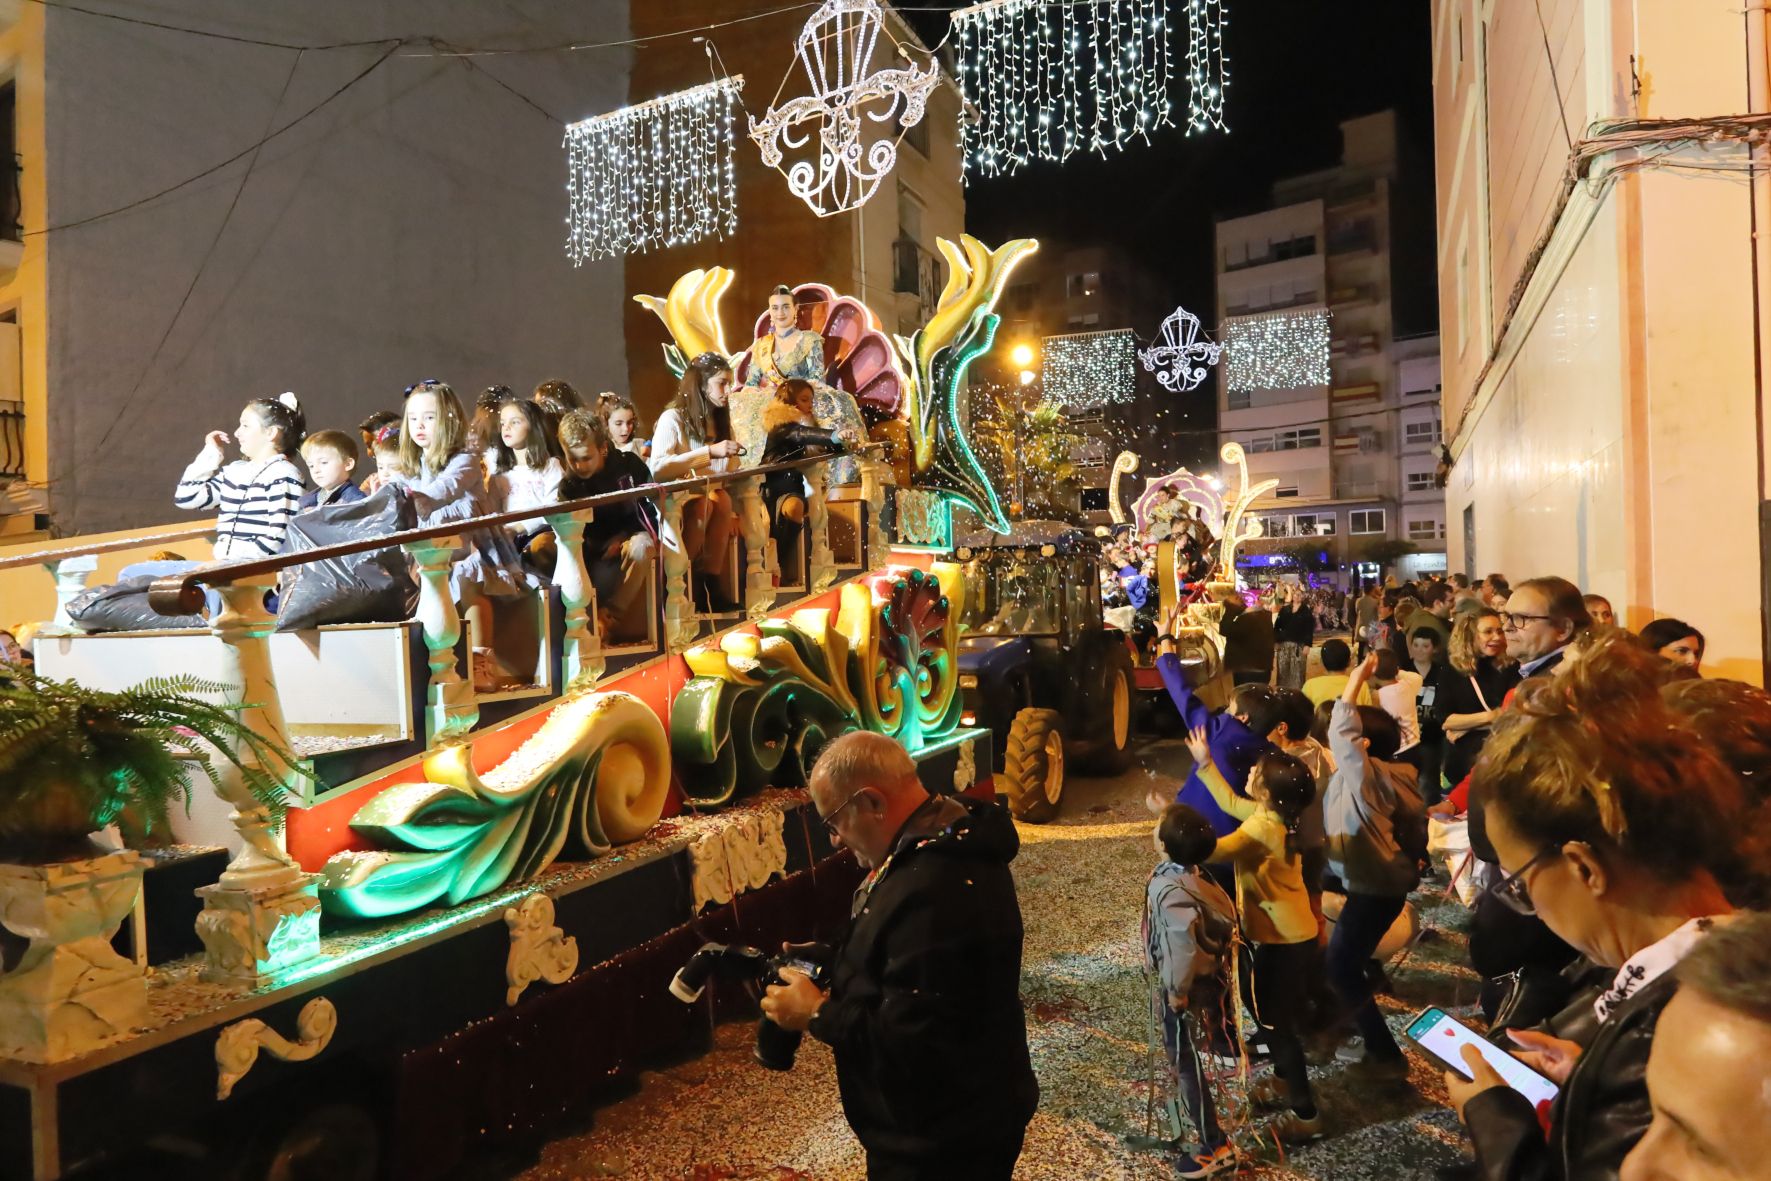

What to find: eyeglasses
left=818, top=787, right=872, bottom=836
left=1501, top=611, right=1554, bottom=631
left=1487, top=844, right=1563, bottom=916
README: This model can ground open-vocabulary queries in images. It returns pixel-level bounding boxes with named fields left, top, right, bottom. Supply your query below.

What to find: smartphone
left=1405, top=1007, right=1560, bottom=1110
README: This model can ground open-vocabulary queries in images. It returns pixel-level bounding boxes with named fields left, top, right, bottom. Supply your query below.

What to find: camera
left=669, top=942, right=830, bottom=1071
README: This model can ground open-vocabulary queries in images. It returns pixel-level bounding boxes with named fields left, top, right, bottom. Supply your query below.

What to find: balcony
left=1327, top=225, right=1377, bottom=256
left=1328, top=284, right=1379, bottom=308
left=1222, top=289, right=1321, bottom=318
left=891, top=238, right=939, bottom=316
left=0, top=399, right=21, bottom=479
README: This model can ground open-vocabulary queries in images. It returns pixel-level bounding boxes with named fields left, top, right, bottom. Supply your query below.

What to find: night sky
left=903, top=1, right=1438, bottom=335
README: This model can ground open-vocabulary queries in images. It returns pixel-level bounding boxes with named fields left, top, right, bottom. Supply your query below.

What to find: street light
left=1017, top=368, right=1037, bottom=386
left=1010, top=342, right=1035, bottom=368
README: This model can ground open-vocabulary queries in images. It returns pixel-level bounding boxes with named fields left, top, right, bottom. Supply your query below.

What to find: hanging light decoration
left=951, top=0, right=1174, bottom=180
left=749, top=0, right=938, bottom=217
left=1042, top=329, right=1139, bottom=408
left=1139, top=304, right=1222, bottom=392
left=563, top=76, right=743, bottom=264
left=1224, top=308, right=1333, bottom=392
left=1185, top=0, right=1229, bottom=133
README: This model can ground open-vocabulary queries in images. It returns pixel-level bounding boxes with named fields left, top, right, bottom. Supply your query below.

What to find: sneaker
left=1343, top=1051, right=1412, bottom=1083
left=1177, top=1144, right=1237, bottom=1178
left=1249, top=1074, right=1291, bottom=1110
left=1271, top=1109, right=1326, bottom=1144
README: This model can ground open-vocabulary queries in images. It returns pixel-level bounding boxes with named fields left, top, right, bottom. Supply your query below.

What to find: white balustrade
left=402, top=536, right=478, bottom=742
left=39, top=553, right=97, bottom=633
left=807, top=460, right=837, bottom=593
left=545, top=509, right=605, bottom=690
left=732, top=474, right=775, bottom=621
left=658, top=491, right=697, bottom=653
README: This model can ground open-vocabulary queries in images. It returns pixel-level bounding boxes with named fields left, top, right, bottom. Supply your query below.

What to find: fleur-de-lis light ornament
left=1139, top=304, right=1224, bottom=393
left=749, top=0, right=938, bottom=217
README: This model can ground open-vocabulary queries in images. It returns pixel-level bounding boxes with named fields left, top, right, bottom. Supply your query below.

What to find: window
left=1066, top=271, right=1101, bottom=299
left=1227, top=387, right=1250, bottom=410
left=1350, top=509, right=1386, bottom=534
left=897, top=184, right=924, bottom=243
left=896, top=108, right=931, bottom=157
left=1083, top=312, right=1100, bottom=326
left=1408, top=518, right=1446, bottom=541
left=1294, top=513, right=1335, bottom=536
left=1274, top=486, right=1300, bottom=498
left=1405, top=383, right=1443, bottom=398
left=1406, top=470, right=1437, bottom=492
left=1277, top=427, right=1321, bottom=450
left=1404, top=419, right=1443, bottom=445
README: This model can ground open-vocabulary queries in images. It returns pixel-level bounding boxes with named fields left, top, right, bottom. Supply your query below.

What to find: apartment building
left=1216, top=111, right=1446, bottom=585
left=1432, top=1, right=1767, bottom=682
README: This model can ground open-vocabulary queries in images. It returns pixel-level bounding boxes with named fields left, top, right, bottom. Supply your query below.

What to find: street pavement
left=484, top=737, right=1482, bottom=1180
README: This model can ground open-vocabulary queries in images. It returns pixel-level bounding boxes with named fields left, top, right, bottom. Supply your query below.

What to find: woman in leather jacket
left=1444, top=635, right=1742, bottom=1181
left=759, top=379, right=857, bottom=559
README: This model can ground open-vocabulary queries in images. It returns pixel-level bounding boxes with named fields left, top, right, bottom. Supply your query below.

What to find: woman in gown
left=732, top=284, right=867, bottom=486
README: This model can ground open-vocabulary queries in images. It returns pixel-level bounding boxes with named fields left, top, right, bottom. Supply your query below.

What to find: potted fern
left=0, top=670, right=298, bottom=863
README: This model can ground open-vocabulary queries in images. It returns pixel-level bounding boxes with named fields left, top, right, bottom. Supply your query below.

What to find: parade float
left=0, top=234, right=1033, bottom=1181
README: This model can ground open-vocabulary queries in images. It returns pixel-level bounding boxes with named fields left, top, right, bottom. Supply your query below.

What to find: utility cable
left=27, top=39, right=405, bottom=237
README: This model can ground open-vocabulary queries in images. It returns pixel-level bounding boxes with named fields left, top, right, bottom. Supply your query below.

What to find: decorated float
left=0, top=234, right=1034, bottom=1181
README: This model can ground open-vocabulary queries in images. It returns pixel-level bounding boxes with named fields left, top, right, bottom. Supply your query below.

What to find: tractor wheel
left=1080, top=647, right=1136, bottom=775
left=1002, top=707, right=1065, bottom=823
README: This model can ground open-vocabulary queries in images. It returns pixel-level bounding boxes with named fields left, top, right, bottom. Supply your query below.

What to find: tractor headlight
left=959, top=674, right=979, bottom=690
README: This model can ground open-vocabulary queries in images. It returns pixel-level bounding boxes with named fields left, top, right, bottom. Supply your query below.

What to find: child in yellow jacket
left=1185, top=726, right=1325, bottom=1145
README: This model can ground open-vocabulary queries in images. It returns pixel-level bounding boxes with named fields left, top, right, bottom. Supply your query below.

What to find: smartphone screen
left=1405, top=1007, right=1560, bottom=1111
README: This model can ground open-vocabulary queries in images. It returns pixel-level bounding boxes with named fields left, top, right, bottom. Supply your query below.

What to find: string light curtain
left=1185, top=0, right=1228, bottom=133
left=1223, top=308, right=1332, bottom=391
left=563, top=76, right=743, bottom=264
left=1042, top=329, right=1139, bottom=407
left=952, top=0, right=1174, bottom=179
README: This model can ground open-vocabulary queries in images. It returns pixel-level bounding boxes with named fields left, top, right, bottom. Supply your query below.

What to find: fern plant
left=0, top=670, right=303, bottom=855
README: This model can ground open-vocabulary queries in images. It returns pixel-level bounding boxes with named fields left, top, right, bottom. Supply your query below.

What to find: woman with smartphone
left=1441, top=633, right=1742, bottom=1180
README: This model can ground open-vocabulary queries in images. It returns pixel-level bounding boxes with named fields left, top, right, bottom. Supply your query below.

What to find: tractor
left=950, top=521, right=1136, bottom=821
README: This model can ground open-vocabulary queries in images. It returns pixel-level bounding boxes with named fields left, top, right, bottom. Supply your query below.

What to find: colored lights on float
left=1223, top=308, right=1332, bottom=392
left=952, top=0, right=1176, bottom=178
left=1040, top=329, right=1138, bottom=408
left=564, top=77, right=743, bottom=263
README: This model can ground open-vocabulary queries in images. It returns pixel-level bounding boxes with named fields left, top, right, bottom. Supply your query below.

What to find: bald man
left=761, top=731, right=1037, bottom=1180
left=1622, top=912, right=1771, bottom=1181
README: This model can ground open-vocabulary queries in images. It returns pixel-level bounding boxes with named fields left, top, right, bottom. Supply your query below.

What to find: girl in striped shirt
left=175, top=393, right=307, bottom=560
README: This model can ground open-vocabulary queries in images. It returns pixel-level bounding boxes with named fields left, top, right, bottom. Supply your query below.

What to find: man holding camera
left=761, top=731, right=1038, bottom=1180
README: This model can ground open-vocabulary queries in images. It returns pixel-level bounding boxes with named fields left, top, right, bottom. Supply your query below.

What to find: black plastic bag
left=66, top=576, right=206, bottom=632
left=275, top=485, right=418, bottom=632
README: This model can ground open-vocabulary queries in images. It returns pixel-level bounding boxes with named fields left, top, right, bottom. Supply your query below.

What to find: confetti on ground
left=489, top=739, right=1482, bottom=1180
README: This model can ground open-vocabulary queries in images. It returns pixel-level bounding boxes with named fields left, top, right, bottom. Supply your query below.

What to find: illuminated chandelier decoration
left=951, top=0, right=1174, bottom=179
left=749, top=0, right=938, bottom=217
left=1185, top=0, right=1229, bottom=133
left=1139, top=304, right=1223, bottom=392
left=1041, top=328, right=1139, bottom=408
left=563, top=76, right=743, bottom=263
left=1224, top=307, right=1332, bottom=391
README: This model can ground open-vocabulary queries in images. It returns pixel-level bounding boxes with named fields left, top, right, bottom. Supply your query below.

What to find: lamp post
left=1013, top=368, right=1040, bottom=518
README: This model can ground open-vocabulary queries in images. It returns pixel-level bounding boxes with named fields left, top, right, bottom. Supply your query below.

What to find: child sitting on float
left=558, top=409, right=657, bottom=641
left=759, top=377, right=857, bottom=561
left=366, top=380, right=537, bottom=690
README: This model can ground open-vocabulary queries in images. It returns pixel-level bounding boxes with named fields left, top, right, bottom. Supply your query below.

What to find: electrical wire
left=19, top=0, right=405, bottom=52
left=27, top=39, right=405, bottom=237
left=86, top=49, right=309, bottom=461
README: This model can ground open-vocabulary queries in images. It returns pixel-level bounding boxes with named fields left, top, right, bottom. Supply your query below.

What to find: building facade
left=976, top=239, right=1205, bottom=520
left=1433, top=0, right=1767, bottom=683
left=622, top=3, right=965, bottom=423
left=1216, top=112, right=1446, bottom=586
left=0, top=1, right=640, bottom=541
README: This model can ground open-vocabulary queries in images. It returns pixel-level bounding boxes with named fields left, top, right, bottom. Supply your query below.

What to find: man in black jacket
left=761, top=731, right=1038, bottom=1180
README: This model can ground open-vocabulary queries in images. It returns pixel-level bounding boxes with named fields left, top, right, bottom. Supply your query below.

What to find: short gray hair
left=810, top=731, right=917, bottom=799
left=1676, top=912, right=1771, bottom=1023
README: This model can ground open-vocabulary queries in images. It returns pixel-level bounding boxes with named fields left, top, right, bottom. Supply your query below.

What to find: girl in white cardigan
left=649, top=352, right=744, bottom=611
